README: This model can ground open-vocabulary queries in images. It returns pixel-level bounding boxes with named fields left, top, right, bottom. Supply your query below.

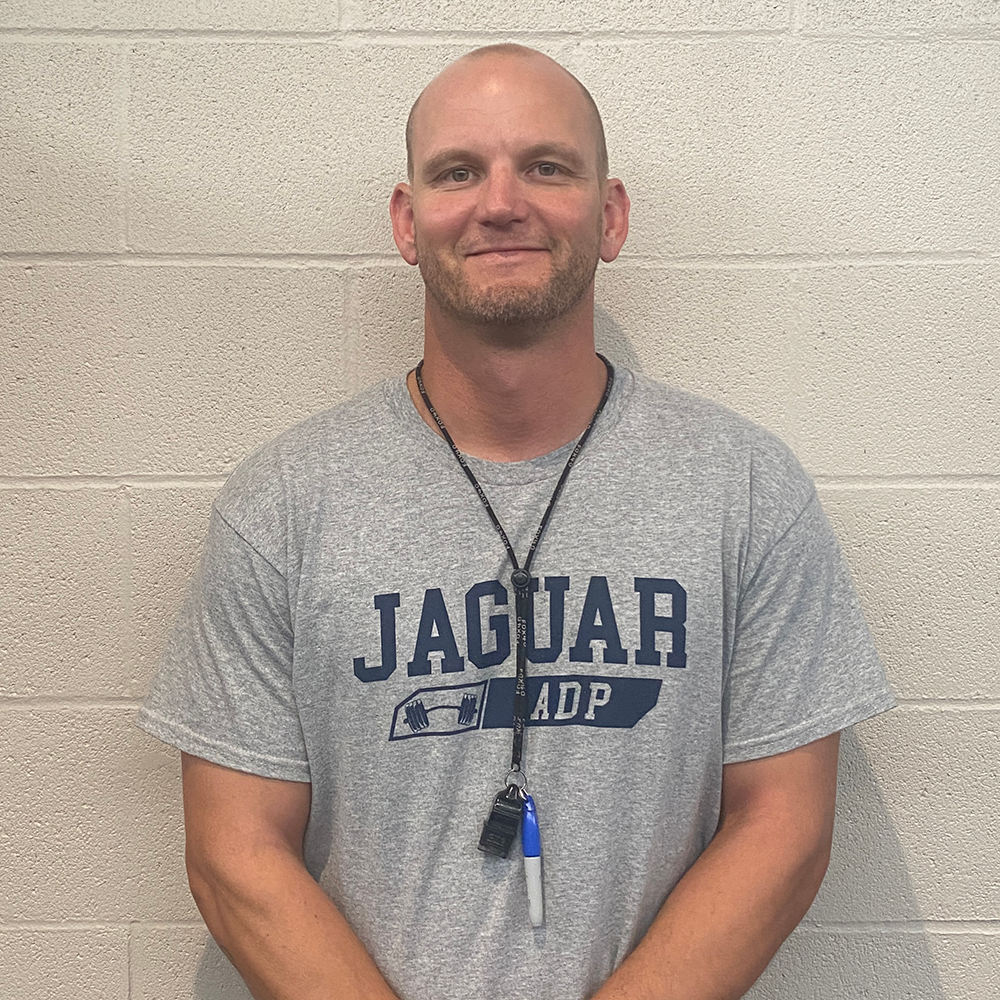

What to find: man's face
left=394, top=54, right=617, bottom=334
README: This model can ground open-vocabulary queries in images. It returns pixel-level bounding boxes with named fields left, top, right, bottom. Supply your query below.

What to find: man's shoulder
left=613, top=371, right=829, bottom=586
left=212, top=377, right=408, bottom=523
left=614, top=369, right=817, bottom=541
left=625, top=370, right=801, bottom=473
left=277, top=376, right=403, bottom=452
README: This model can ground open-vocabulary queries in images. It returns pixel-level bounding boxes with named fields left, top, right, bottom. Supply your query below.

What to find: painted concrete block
left=815, top=710, right=1000, bottom=922
left=117, top=265, right=348, bottom=474
left=130, top=38, right=999, bottom=257
left=0, top=0, right=334, bottom=31
left=922, top=932, right=1000, bottom=1000
left=0, top=708, right=197, bottom=922
left=594, top=265, right=797, bottom=440
left=3, top=263, right=134, bottom=476
left=131, top=925, right=253, bottom=1000
left=0, top=489, right=132, bottom=698
left=128, top=43, right=465, bottom=255
left=0, top=43, right=122, bottom=252
left=802, top=0, right=1000, bottom=35
left=565, top=39, right=1000, bottom=257
left=0, top=928, right=129, bottom=1000
left=130, top=487, right=220, bottom=685
left=352, top=266, right=425, bottom=391
left=792, top=264, right=1000, bottom=476
left=348, top=0, right=785, bottom=33
left=820, top=487, right=1000, bottom=700
left=749, top=927, right=1000, bottom=1000
left=1, top=264, right=348, bottom=476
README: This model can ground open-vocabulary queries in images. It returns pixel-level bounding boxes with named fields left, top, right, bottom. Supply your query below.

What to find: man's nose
left=476, top=166, right=528, bottom=226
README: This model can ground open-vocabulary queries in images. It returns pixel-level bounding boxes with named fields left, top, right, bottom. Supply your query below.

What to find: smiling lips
left=465, top=246, right=549, bottom=260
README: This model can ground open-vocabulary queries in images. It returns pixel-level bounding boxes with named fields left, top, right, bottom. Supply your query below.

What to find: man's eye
left=536, top=163, right=559, bottom=177
left=448, top=168, right=471, bottom=182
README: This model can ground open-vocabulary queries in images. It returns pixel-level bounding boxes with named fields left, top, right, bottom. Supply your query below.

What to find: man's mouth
left=465, top=247, right=548, bottom=259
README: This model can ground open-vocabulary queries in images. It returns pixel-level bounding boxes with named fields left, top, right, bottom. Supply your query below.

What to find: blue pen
left=522, top=794, right=544, bottom=927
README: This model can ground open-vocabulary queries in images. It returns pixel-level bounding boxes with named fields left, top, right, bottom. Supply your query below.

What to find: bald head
left=405, top=44, right=609, bottom=181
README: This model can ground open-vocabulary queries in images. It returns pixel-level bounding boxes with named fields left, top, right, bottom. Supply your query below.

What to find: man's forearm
left=592, top=804, right=831, bottom=1000
left=188, top=844, right=399, bottom=1000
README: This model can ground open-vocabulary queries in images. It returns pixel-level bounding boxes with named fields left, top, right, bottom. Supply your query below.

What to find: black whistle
left=478, top=788, right=522, bottom=858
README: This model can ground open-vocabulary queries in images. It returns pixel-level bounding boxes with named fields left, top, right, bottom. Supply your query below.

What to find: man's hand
left=592, top=732, right=841, bottom=1000
left=181, top=753, right=400, bottom=1000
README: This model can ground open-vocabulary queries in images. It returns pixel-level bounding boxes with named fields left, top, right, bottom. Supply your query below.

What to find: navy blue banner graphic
left=389, top=675, right=662, bottom=741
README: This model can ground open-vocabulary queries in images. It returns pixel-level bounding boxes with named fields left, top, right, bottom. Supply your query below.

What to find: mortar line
left=0, top=697, right=145, bottom=709
left=893, top=699, right=1000, bottom=710
left=800, top=920, right=1000, bottom=934
left=127, top=921, right=135, bottom=1000
left=3, top=250, right=997, bottom=269
left=337, top=0, right=360, bottom=33
left=618, top=251, right=1000, bottom=268
left=788, top=0, right=803, bottom=36
left=814, top=476, right=1000, bottom=488
left=0, top=475, right=227, bottom=490
left=2, top=474, right=997, bottom=492
left=0, top=920, right=204, bottom=931
left=341, top=269, right=363, bottom=396
left=799, top=29, right=1000, bottom=43
left=120, top=39, right=133, bottom=254
left=111, top=40, right=130, bottom=255
left=786, top=266, right=805, bottom=456
left=3, top=27, right=999, bottom=45
left=0, top=252, right=401, bottom=268
left=0, top=27, right=792, bottom=43
left=256, top=28, right=798, bottom=44
left=122, top=482, right=137, bottom=710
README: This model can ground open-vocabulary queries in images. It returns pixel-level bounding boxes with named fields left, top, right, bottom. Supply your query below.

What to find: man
left=138, top=44, right=894, bottom=1000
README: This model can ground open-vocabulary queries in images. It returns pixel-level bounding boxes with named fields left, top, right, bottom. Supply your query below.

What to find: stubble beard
left=415, top=234, right=601, bottom=342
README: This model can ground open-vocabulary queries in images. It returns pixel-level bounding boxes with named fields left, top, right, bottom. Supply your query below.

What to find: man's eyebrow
left=420, top=148, right=479, bottom=180
left=520, top=143, right=588, bottom=172
left=418, top=142, right=590, bottom=181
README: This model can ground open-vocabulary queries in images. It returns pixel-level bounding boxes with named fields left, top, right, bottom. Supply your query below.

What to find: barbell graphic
left=403, top=693, right=479, bottom=732
left=388, top=675, right=661, bottom=741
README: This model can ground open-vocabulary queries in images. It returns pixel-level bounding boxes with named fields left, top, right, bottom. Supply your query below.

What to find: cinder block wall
left=2, top=2, right=998, bottom=997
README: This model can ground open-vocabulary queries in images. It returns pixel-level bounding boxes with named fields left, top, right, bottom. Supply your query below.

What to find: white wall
left=2, top=1, right=998, bottom=997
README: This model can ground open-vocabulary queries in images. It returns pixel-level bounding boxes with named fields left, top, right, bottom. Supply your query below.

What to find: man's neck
left=408, top=312, right=609, bottom=463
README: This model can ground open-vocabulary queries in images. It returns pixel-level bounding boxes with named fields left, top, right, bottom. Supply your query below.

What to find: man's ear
left=390, top=183, right=419, bottom=265
left=599, top=179, right=630, bottom=263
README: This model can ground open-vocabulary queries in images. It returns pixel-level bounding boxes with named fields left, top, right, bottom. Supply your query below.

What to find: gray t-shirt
left=138, top=367, right=895, bottom=1000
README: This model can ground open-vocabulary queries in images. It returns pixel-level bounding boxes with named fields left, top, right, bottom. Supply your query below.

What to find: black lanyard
left=413, top=356, right=614, bottom=794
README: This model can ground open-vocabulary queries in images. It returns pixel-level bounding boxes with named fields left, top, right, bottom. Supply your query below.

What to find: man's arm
left=180, top=752, right=399, bottom=1000
left=593, top=732, right=841, bottom=1000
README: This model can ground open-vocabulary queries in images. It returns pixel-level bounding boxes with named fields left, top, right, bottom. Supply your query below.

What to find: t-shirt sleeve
left=136, top=507, right=310, bottom=782
left=721, top=439, right=896, bottom=764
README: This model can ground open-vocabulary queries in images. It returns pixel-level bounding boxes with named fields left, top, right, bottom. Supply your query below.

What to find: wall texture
left=1, top=1, right=998, bottom=997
